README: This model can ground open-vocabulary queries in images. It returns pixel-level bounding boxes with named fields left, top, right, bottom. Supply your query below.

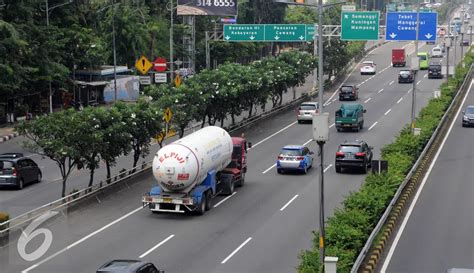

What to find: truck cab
left=223, top=137, right=251, bottom=187
left=335, top=103, right=366, bottom=132
left=392, top=48, right=406, bottom=67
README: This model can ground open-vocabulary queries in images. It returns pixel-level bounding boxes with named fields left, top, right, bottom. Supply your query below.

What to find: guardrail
left=0, top=41, right=383, bottom=240
left=351, top=63, right=474, bottom=273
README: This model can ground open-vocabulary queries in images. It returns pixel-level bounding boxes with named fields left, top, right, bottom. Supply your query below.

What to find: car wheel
left=359, top=122, right=363, bottom=130
left=37, top=172, right=42, bottom=183
left=335, top=166, right=342, bottom=173
left=337, top=128, right=341, bottom=132
left=18, top=178, right=24, bottom=190
left=297, top=120, right=302, bottom=124
left=303, top=165, right=308, bottom=174
left=277, top=168, right=282, bottom=174
left=362, top=163, right=368, bottom=174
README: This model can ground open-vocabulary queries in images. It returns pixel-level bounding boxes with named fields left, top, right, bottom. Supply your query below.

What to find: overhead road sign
left=223, top=24, right=318, bottom=42
left=385, top=12, right=438, bottom=41
left=341, top=11, right=380, bottom=40
left=135, top=56, right=153, bottom=75
left=177, top=0, right=237, bottom=16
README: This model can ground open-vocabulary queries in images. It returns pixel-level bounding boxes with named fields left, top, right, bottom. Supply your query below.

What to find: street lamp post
left=411, top=0, right=420, bottom=133
left=112, top=0, right=117, bottom=103
left=170, top=0, right=174, bottom=82
left=43, top=0, right=73, bottom=113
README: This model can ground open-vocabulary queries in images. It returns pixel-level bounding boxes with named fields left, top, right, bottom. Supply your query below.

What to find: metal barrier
left=352, top=63, right=474, bottom=273
left=0, top=42, right=383, bottom=239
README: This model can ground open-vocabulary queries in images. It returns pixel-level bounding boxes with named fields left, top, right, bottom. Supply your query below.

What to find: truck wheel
left=236, top=172, right=245, bottom=187
left=196, top=194, right=207, bottom=215
left=205, top=191, right=212, bottom=211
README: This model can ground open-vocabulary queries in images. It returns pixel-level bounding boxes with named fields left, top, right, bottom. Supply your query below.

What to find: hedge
left=0, top=212, right=9, bottom=231
left=298, top=47, right=474, bottom=272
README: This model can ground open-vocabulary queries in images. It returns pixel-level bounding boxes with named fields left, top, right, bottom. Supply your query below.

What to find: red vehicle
left=392, top=49, right=406, bottom=67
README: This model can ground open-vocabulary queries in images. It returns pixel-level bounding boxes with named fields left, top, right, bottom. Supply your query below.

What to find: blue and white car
left=276, top=145, right=314, bottom=174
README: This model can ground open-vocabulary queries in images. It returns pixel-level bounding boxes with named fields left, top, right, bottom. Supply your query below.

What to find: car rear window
left=338, top=145, right=361, bottom=153
left=400, top=71, right=411, bottom=75
left=281, top=149, right=302, bottom=156
left=300, top=104, right=317, bottom=110
left=429, top=65, right=441, bottom=69
left=0, top=161, right=14, bottom=170
left=340, top=86, right=353, bottom=93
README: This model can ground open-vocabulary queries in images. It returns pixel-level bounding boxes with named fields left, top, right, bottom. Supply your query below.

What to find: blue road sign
left=386, top=12, right=438, bottom=41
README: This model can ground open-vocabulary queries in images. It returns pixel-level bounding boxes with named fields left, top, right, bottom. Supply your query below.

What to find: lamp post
left=445, top=38, right=451, bottom=83
left=411, top=0, right=420, bottom=133
left=42, top=0, right=73, bottom=113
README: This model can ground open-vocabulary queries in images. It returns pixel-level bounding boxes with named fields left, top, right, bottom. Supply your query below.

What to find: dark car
left=339, top=85, right=359, bottom=101
left=335, top=140, right=373, bottom=173
left=462, top=105, right=474, bottom=127
left=428, top=62, right=442, bottom=79
left=0, top=153, right=42, bottom=189
left=398, top=70, right=414, bottom=83
left=460, top=40, right=470, bottom=46
left=97, top=260, right=163, bottom=273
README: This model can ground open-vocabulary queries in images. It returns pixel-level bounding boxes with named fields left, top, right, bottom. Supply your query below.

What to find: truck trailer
left=142, top=126, right=250, bottom=215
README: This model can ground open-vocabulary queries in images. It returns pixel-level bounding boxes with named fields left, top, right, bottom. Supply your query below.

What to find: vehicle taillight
left=278, top=156, right=284, bottom=160
left=336, top=152, right=345, bottom=157
left=296, top=156, right=305, bottom=160
left=12, top=167, right=17, bottom=177
left=355, top=152, right=366, bottom=157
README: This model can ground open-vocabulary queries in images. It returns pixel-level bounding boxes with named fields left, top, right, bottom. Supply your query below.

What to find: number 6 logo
left=17, top=211, right=57, bottom=261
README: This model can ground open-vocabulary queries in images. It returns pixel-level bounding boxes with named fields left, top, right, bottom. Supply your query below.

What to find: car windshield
left=433, top=48, right=441, bottom=52
left=339, top=145, right=361, bottom=153
left=418, top=55, right=427, bottom=60
left=340, top=86, right=353, bottom=93
left=300, top=104, right=317, bottom=110
left=400, top=71, right=411, bottom=75
left=281, top=149, right=302, bottom=156
left=466, top=107, right=474, bottom=114
left=0, top=161, right=14, bottom=170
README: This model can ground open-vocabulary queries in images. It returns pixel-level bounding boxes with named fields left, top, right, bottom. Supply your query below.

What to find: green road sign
left=224, top=24, right=317, bottom=42
left=341, top=11, right=380, bottom=41
left=224, top=24, right=265, bottom=41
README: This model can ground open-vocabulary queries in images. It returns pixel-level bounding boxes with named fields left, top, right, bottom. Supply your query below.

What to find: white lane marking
left=408, top=88, right=412, bottom=93
left=262, top=164, right=276, bottom=174
left=401, top=42, right=413, bottom=49
left=221, top=237, right=253, bottom=264
left=323, top=164, right=333, bottom=173
left=249, top=122, right=296, bottom=150
left=397, top=97, right=404, bottom=104
left=214, top=192, right=237, bottom=208
left=384, top=109, right=392, bottom=116
left=364, top=98, right=372, bottom=103
left=368, top=121, right=378, bottom=131
left=424, top=74, right=428, bottom=78
left=329, top=123, right=335, bottom=128
left=22, top=207, right=143, bottom=273
left=303, top=139, right=313, bottom=146
left=417, top=80, right=422, bottom=85
left=280, top=195, right=299, bottom=211
left=326, top=101, right=332, bottom=105
left=381, top=79, right=474, bottom=272
left=389, top=80, right=395, bottom=85
left=333, top=98, right=337, bottom=102
left=138, top=234, right=175, bottom=259
left=378, top=88, right=384, bottom=94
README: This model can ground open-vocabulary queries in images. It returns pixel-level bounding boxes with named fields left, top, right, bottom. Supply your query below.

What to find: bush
left=0, top=212, right=10, bottom=231
left=298, top=48, right=474, bottom=272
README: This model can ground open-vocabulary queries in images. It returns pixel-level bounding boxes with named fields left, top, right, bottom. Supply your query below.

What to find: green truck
left=335, top=103, right=366, bottom=132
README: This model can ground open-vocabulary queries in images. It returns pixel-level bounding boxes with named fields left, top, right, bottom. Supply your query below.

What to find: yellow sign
left=135, top=56, right=153, bottom=75
left=174, top=74, right=182, bottom=87
left=164, top=108, right=173, bottom=123
left=155, top=129, right=176, bottom=143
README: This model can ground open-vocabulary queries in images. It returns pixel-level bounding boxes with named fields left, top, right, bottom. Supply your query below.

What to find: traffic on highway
left=0, top=1, right=473, bottom=273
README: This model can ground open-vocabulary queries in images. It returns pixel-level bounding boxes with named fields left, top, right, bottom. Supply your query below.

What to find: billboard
left=103, top=76, right=140, bottom=103
left=177, top=0, right=238, bottom=16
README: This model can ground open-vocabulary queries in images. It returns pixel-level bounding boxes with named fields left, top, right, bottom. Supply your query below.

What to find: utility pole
left=318, top=0, right=324, bottom=115
left=411, top=0, right=420, bottom=133
left=170, top=0, right=174, bottom=82
left=470, top=25, right=473, bottom=46
left=112, top=0, right=117, bottom=103
left=445, top=40, right=450, bottom=83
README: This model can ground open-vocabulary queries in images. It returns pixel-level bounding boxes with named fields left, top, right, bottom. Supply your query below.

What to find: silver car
left=297, top=102, right=319, bottom=123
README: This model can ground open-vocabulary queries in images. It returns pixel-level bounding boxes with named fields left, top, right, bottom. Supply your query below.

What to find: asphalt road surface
left=0, top=25, right=470, bottom=273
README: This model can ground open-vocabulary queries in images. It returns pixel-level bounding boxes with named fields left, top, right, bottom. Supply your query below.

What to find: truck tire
left=196, top=194, right=207, bottom=215
left=236, top=172, right=245, bottom=187
left=205, top=190, right=212, bottom=211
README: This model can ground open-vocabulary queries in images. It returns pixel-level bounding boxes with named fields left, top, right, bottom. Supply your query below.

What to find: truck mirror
left=363, top=109, right=367, bottom=113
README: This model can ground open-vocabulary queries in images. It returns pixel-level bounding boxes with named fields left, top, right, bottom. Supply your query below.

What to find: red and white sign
left=153, top=57, right=167, bottom=72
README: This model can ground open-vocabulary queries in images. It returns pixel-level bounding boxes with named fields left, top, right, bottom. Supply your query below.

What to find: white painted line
left=397, top=97, right=403, bottom=104
left=323, top=164, right=333, bottom=173
left=280, top=195, right=299, bottom=211
left=326, top=101, right=332, bottom=105
left=22, top=207, right=143, bottom=273
left=214, top=192, right=237, bottom=208
left=378, top=88, right=384, bottom=94
left=303, top=139, right=313, bottom=146
left=221, top=237, right=253, bottom=264
left=416, top=80, right=422, bottom=85
left=249, top=122, right=296, bottom=150
left=368, top=121, right=378, bottom=131
left=364, top=98, right=372, bottom=103
left=262, top=164, right=276, bottom=174
left=381, top=79, right=474, bottom=272
left=139, top=234, right=175, bottom=258
left=401, top=42, right=413, bottom=49
left=332, top=98, right=337, bottom=102
left=329, top=123, right=335, bottom=128
left=407, top=88, right=412, bottom=93
left=384, top=109, right=392, bottom=116
left=424, top=74, right=428, bottom=78
left=389, top=80, right=395, bottom=85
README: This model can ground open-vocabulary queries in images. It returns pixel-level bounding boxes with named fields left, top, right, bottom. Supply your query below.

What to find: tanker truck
left=142, top=126, right=251, bottom=215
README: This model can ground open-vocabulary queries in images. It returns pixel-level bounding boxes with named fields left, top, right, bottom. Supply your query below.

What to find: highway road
left=0, top=22, right=471, bottom=273
left=380, top=79, right=474, bottom=273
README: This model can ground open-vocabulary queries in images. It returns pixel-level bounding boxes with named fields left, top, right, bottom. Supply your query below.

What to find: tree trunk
left=231, top=113, right=236, bottom=125
left=201, top=115, right=206, bottom=128
left=61, top=179, right=67, bottom=198
left=207, top=114, right=212, bottom=125
left=133, top=148, right=140, bottom=171
left=278, top=92, right=283, bottom=106
left=248, top=102, right=253, bottom=118
left=272, top=95, right=279, bottom=108
left=179, top=125, right=185, bottom=138
left=220, top=118, right=224, bottom=127
left=106, top=160, right=111, bottom=184
left=88, top=168, right=95, bottom=188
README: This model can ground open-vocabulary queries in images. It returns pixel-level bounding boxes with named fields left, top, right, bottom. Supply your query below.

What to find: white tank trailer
left=152, top=126, right=233, bottom=193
